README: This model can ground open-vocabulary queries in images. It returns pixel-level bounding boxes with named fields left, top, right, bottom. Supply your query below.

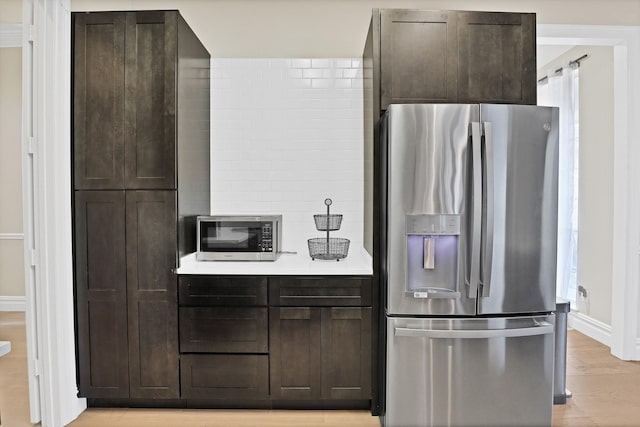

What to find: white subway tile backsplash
left=311, top=79, right=331, bottom=89
left=335, top=59, right=353, bottom=68
left=302, top=68, right=331, bottom=79
left=290, top=59, right=312, bottom=68
left=211, top=58, right=364, bottom=253
left=311, top=59, right=330, bottom=68
left=287, top=68, right=303, bottom=78
left=341, top=68, right=359, bottom=79
left=334, top=78, right=352, bottom=89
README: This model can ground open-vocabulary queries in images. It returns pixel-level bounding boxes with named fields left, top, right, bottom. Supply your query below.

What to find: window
left=538, top=65, right=580, bottom=307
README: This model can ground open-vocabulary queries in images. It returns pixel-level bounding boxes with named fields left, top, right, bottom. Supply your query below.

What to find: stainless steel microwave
left=196, top=215, right=282, bottom=261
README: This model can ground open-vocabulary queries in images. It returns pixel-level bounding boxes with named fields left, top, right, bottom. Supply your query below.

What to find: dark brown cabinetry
left=456, top=11, right=536, bottom=104
left=72, top=10, right=209, bottom=401
left=269, top=277, right=373, bottom=404
left=178, top=276, right=270, bottom=401
left=180, top=354, right=269, bottom=400
left=74, top=191, right=128, bottom=398
left=379, top=10, right=458, bottom=106
left=74, top=191, right=179, bottom=399
left=126, top=191, right=179, bottom=399
left=176, top=275, right=373, bottom=408
left=73, top=11, right=178, bottom=190
left=368, top=9, right=536, bottom=111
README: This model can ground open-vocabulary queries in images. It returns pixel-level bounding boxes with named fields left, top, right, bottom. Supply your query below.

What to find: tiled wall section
left=211, top=58, right=364, bottom=254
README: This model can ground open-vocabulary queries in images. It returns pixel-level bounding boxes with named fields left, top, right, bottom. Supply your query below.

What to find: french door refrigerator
left=381, top=104, right=559, bottom=427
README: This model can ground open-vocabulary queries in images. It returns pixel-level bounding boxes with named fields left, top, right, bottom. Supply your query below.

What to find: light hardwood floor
left=2, top=311, right=639, bottom=427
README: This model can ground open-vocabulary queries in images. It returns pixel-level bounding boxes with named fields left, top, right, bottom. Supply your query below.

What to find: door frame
left=20, top=0, right=87, bottom=426
left=538, top=24, right=640, bottom=360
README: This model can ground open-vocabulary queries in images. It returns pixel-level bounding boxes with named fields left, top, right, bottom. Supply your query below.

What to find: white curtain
left=538, top=65, right=580, bottom=305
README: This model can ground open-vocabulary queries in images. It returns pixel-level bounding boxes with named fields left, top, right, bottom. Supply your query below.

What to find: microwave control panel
left=261, top=223, right=273, bottom=251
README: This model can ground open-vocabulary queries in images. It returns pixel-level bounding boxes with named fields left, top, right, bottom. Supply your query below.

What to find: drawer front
left=270, top=277, right=372, bottom=307
left=179, top=307, right=268, bottom=353
left=180, top=354, right=268, bottom=399
left=178, top=276, right=267, bottom=306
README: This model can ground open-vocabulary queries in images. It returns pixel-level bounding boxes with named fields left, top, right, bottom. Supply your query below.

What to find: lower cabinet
left=180, top=354, right=269, bottom=399
left=269, top=307, right=322, bottom=400
left=270, top=306, right=372, bottom=401
left=179, top=307, right=269, bottom=353
left=74, top=190, right=179, bottom=399
left=177, top=276, right=270, bottom=402
left=321, top=307, right=372, bottom=400
left=78, top=273, right=373, bottom=407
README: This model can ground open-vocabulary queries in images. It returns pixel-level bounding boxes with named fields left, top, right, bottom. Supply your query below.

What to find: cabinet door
left=269, top=307, right=322, bottom=400
left=124, top=11, right=177, bottom=189
left=321, top=308, right=372, bottom=400
left=126, top=190, right=179, bottom=398
left=380, top=9, right=458, bottom=109
left=457, top=12, right=536, bottom=104
left=73, top=13, right=126, bottom=190
left=74, top=191, right=129, bottom=398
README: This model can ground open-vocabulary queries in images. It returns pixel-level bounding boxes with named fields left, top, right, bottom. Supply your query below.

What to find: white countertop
left=0, top=341, right=10, bottom=357
left=176, top=248, right=373, bottom=276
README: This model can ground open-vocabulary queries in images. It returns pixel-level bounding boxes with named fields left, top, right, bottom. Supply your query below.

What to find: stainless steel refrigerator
left=381, top=104, right=559, bottom=427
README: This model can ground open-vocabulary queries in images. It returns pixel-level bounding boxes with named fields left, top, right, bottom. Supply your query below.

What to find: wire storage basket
left=313, top=214, right=343, bottom=231
left=308, top=198, right=350, bottom=261
left=308, top=237, right=350, bottom=261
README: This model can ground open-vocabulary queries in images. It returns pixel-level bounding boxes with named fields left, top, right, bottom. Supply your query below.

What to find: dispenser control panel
left=406, top=214, right=460, bottom=235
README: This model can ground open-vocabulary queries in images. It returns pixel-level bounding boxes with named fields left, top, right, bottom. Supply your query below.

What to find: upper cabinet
left=73, top=12, right=126, bottom=189
left=380, top=10, right=458, bottom=106
left=73, top=11, right=193, bottom=190
left=368, top=9, right=537, bottom=111
left=457, top=11, right=536, bottom=104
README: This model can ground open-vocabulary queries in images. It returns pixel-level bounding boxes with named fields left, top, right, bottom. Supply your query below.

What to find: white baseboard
left=0, top=296, right=27, bottom=312
left=568, top=311, right=612, bottom=347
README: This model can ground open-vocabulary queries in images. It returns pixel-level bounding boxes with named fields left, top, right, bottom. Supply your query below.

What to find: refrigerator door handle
left=468, top=122, right=482, bottom=299
left=394, top=322, right=554, bottom=339
left=480, top=122, right=495, bottom=297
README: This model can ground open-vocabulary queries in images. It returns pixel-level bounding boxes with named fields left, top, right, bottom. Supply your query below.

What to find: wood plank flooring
left=2, top=311, right=640, bottom=426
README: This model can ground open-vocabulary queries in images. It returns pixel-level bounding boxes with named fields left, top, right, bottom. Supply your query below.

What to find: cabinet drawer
left=178, top=276, right=267, bottom=306
left=180, top=354, right=268, bottom=399
left=179, top=307, right=268, bottom=353
left=270, top=277, right=372, bottom=306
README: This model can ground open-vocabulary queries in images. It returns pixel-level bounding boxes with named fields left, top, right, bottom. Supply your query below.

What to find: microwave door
left=208, top=229, right=252, bottom=247
left=200, top=222, right=260, bottom=252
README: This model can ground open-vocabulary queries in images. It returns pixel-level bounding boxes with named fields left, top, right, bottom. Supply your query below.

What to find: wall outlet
left=577, top=285, right=589, bottom=299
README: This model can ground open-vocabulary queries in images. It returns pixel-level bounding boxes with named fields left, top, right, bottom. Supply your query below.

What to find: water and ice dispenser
left=406, top=214, right=461, bottom=299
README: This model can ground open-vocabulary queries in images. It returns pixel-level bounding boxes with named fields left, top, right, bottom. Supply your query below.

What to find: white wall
left=538, top=46, right=614, bottom=327
left=210, top=58, right=364, bottom=254
left=70, top=0, right=640, bottom=57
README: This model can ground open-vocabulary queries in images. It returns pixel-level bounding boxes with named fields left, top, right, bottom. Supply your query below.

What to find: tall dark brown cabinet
left=72, top=10, right=210, bottom=400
